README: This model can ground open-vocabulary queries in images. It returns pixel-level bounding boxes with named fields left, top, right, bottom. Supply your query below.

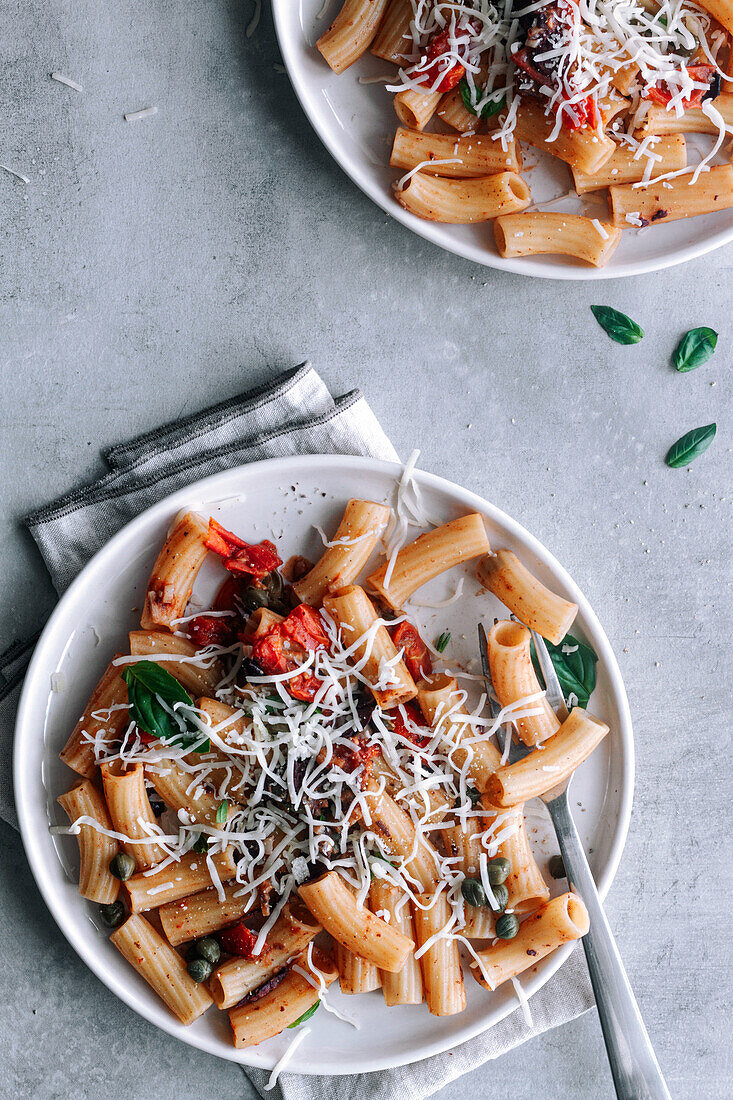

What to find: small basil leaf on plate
left=122, top=661, right=209, bottom=751
left=435, top=630, right=451, bottom=653
left=216, top=799, right=229, bottom=824
left=288, top=1000, right=320, bottom=1027
left=665, top=423, right=717, bottom=468
left=530, top=633, right=598, bottom=710
left=672, top=327, right=718, bottom=372
left=590, top=305, right=644, bottom=344
left=459, top=78, right=505, bottom=119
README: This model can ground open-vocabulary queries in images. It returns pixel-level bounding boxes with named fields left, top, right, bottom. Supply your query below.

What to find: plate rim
left=272, top=0, right=733, bottom=281
left=14, top=453, right=635, bottom=1073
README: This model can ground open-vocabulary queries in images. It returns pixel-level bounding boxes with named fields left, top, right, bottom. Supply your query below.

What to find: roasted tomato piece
left=647, top=64, right=717, bottom=110
left=251, top=631, right=289, bottom=675
left=391, top=622, right=432, bottom=681
left=418, top=28, right=465, bottom=93
left=217, top=922, right=257, bottom=958
left=205, top=518, right=282, bottom=578
left=390, top=701, right=431, bottom=749
left=281, top=604, right=330, bottom=652
left=187, top=614, right=233, bottom=648
left=288, top=672, right=323, bottom=702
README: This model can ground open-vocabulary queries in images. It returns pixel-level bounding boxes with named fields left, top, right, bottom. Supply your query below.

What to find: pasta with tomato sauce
left=53, top=461, right=606, bottom=1059
left=311, top=0, right=733, bottom=266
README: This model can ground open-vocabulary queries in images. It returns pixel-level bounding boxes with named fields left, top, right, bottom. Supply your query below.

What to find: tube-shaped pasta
left=298, top=871, right=414, bottom=972
left=513, top=100, right=615, bottom=174
left=335, top=942, right=382, bottom=994
left=100, top=761, right=168, bottom=870
left=437, top=84, right=480, bottom=131
left=124, top=847, right=238, bottom=912
left=364, top=781, right=442, bottom=889
left=417, top=674, right=501, bottom=792
left=394, top=88, right=442, bottom=130
left=493, top=213, right=622, bottom=268
left=394, top=171, right=531, bottom=222
left=390, top=128, right=522, bottom=177
left=477, top=550, right=578, bottom=644
left=412, top=891, right=466, bottom=1016
left=322, top=585, right=417, bottom=708
left=487, top=620, right=560, bottom=746
left=440, top=820, right=495, bottom=938
left=159, top=881, right=250, bottom=946
left=609, top=165, right=733, bottom=227
left=369, top=880, right=423, bottom=1005
left=293, top=499, right=391, bottom=606
left=110, top=913, right=213, bottom=1024
left=128, top=631, right=223, bottom=696
left=229, top=947, right=337, bottom=1047
left=140, top=511, right=210, bottom=631
left=571, top=135, right=687, bottom=193
left=146, top=757, right=232, bottom=826
left=482, top=802, right=550, bottom=914
left=317, top=0, right=390, bottom=74
left=472, top=892, right=589, bottom=989
left=371, top=0, right=412, bottom=62
left=210, top=904, right=322, bottom=1009
left=243, top=607, right=284, bottom=640
left=641, top=96, right=733, bottom=135
left=57, top=780, right=119, bottom=904
left=60, top=656, right=129, bottom=778
left=368, top=514, right=490, bottom=610
left=486, top=708, right=610, bottom=807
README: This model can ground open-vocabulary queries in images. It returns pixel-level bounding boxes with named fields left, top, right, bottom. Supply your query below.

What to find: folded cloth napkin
left=1, top=361, right=593, bottom=1099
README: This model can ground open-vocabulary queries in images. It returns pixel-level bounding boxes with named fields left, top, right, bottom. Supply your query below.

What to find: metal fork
left=478, top=624, right=671, bottom=1100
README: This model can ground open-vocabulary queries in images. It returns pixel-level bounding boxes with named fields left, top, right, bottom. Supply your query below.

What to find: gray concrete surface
left=1, top=0, right=731, bottom=1097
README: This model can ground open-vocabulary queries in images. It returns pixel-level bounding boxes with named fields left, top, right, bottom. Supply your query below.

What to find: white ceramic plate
left=14, top=455, right=633, bottom=1073
left=273, top=0, right=733, bottom=280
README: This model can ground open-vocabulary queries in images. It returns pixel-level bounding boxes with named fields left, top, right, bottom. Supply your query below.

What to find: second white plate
left=15, top=454, right=633, bottom=1073
left=274, top=0, right=733, bottom=279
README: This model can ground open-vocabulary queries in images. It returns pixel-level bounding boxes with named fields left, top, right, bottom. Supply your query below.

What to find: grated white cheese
left=51, top=72, right=83, bottom=92
left=124, top=106, right=158, bottom=122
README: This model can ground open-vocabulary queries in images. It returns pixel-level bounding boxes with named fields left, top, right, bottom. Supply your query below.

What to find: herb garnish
left=673, top=327, right=718, bottom=372
left=590, top=305, right=644, bottom=344
left=288, top=1000, right=320, bottom=1027
left=216, top=799, right=229, bottom=824
left=460, top=77, right=505, bottom=119
left=122, top=662, right=210, bottom=751
left=530, top=633, right=598, bottom=710
left=665, top=423, right=717, bottom=468
left=435, top=630, right=451, bottom=653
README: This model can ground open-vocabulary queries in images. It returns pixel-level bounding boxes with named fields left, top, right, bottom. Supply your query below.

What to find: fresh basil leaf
left=590, top=305, right=644, bottom=344
left=665, top=423, right=717, bottom=468
left=530, top=633, right=598, bottom=710
left=459, top=77, right=505, bottom=119
left=287, top=1000, right=320, bottom=1028
left=216, top=799, right=229, bottom=824
left=673, top=327, right=718, bottom=372
left=435, top=630, right=451, bottom=653
left=122, top=662, right=209, bottom=750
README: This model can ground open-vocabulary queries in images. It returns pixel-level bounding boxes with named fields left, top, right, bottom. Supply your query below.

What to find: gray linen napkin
left=2, top=360, right=593, bottom=1098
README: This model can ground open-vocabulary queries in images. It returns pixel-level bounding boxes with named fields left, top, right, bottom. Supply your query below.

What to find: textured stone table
left=1, top=1, right=731, bottom=1098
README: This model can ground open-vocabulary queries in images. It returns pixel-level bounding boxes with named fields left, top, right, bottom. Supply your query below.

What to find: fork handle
left=548, top=796, right=671, bottom=1100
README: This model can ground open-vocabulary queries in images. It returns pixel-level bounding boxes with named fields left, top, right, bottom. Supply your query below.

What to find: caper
left=492, top=883, right=509, bottom=912
left=98, top=901, right=126, bottom=928
left=195, top=936, right=221, bottom=966
left=461, top=877, right=488, bottom=908
left=263, top=571, right=284, bottom=600
left=192, top=833, right=210, bottom=855
left=495, top=913, right=519, bottom=940
left=109, top=852, right=136, bottom=881
left=548, top=854, right=566, bottom=880
left=187, top=957, right=213, bottom=983
left=242, top=586, right=270, bottom=612
left=486, top=856, right=511, bottom=885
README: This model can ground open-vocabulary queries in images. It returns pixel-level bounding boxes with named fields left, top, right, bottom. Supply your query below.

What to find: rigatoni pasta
left=53, top=473, right=608, bottom=1050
